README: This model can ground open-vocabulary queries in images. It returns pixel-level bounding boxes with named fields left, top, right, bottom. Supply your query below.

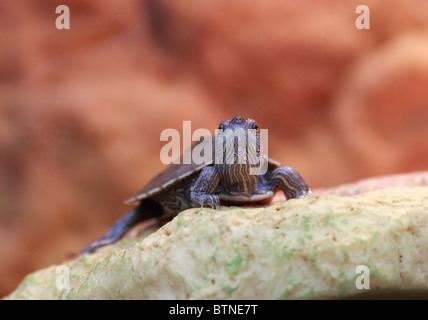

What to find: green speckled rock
left=5, top=185, right=428, bottom=299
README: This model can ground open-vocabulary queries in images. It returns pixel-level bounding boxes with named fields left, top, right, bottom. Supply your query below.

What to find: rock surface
left=5, top=185, right=428, bottom=299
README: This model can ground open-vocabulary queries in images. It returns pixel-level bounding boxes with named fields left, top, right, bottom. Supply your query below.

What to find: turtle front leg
left=190, top=166, right=221, bottom=209
left=270, top=166, right=312, bottom=200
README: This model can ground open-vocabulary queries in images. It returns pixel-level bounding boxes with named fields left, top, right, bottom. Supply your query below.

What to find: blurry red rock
left=144, top=0, right=372, bottom=134
left=332, top=33, right=428, bottom=180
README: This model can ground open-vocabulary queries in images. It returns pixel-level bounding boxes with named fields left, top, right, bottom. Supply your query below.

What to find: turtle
left=82, top=116, right=312, bottom=254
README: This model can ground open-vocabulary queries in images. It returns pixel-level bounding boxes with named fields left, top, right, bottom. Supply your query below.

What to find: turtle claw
left=203, top=194, right=220, bottom=210
left=209, top=195, right=220, bottom=210
left=296, top=189, right=313, bottom=198
left=192, top=193, right=220, bottom=210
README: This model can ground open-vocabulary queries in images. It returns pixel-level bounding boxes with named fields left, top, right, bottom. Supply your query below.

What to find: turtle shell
left=125, top=136, right=282, bottom=204
left=125, top=137, right=214, bottom=204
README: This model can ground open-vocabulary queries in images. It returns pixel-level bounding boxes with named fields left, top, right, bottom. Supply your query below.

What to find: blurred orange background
left=1, top=0, right=428, bottom=297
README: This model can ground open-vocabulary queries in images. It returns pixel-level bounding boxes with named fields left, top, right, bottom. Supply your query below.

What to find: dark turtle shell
left=125, top=136, right=282, bottom=204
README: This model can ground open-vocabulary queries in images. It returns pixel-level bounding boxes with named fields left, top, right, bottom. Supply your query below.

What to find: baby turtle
left=82, top=116, right=312, bottom=254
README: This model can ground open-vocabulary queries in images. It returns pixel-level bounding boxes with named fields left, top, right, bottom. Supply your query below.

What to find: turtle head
left=215, top=116, right=262, bottom=170
left=217, top=116, right=258, bottom=132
